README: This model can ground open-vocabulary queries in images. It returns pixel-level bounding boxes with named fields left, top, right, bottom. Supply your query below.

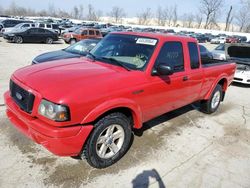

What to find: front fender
left=80, top=98, right=143, bottom=129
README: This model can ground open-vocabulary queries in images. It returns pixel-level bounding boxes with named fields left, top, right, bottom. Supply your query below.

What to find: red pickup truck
left=4, top=32, right=236, bottom=168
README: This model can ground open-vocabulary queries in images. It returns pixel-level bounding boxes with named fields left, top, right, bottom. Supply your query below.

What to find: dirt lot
left=0, top=38, right=250, bottom=188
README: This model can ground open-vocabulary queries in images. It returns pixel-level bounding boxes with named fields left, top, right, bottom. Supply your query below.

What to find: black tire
left=46, top=37, right=53, bottom=44
left=69, top=38, right=76, bottom=45
left=82, top=112, right=132, bottom=168
left=200, top=85, right=223, bottom=114
left=14, top=36, right=23, bottom=44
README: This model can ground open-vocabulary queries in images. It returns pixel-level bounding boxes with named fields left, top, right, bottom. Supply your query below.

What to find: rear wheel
left=46, top=37, right=53, bottom=44
left=82, top=112, right=132, bottom=168
left=200, top=85, right=222, bottom=114
left=14, top=36, right=23, bottom=44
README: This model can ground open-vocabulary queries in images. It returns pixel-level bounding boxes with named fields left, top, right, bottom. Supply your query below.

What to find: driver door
left=142, top=41, right=190, bottom=121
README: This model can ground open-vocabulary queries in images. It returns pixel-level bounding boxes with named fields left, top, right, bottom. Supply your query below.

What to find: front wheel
left=14, top=36, right=23, bottom=44
left=82, top=112, right=132, bottom=168
left=200, top=85, right=223, bottom=114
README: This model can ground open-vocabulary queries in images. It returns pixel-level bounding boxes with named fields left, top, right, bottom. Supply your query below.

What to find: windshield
left=199, top=45, right=207, bottom=53
left=215, top=44, right=225, bottom=51
left=14, top=23, right=23, bottom=28
left=65, top=40, right=99, bottom=55
left=90, top=34, right=157, bottom=70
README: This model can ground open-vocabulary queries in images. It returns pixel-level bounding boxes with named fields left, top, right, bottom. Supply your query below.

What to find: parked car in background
left=61, top=25, right=81, bottom=35
left=226, top=43, right=250, bottom=85
left=0, top=19, right=33, bottom=31
left=226, top=36, right=238, bottom=43
left=32, top=38, right=101, bottom=64
left=63, top=28, right=102, bottom=44
left=3, top=27, right=58, bottom=44
left=210, top=37, right=226, bottom=44
left=36, top=23, right=60, bottom=35
left=212, top=44, right=226, bottom=60
left=199, top=45, right=213, bottom=60
left=1, top=22, right=36, bottom=35
left=195, top=34, right=208, bottom=43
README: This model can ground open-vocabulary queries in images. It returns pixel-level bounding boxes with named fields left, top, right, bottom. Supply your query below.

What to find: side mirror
left=153, top=64, right=173, bottom=76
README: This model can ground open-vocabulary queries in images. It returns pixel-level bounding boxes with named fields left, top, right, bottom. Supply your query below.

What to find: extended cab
left=4, top=32, right=236, bottom=168
left=63, top=28, right=102, bottom=44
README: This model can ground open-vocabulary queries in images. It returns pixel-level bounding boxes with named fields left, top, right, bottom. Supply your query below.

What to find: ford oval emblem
left=16, top=92, right=23, bottom=100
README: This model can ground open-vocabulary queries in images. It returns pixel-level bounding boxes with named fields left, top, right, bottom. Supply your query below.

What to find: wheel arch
left=204, top=76, right=228, bottom=100
left=80, top=99, right=143, bottom=129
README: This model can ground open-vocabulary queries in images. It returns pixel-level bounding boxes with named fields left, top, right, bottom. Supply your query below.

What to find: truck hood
left=13, top=57, right=129, bottom=102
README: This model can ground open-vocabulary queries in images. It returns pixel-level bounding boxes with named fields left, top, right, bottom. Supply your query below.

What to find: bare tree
left=72, top=6, right=79, bottom=19
left=57, top=9, right=71, bottom=18
left=137, top=8, right=152, bottom=25
left=235, top=1, right=250, bottom=32
left=86, top=4, right=102, bottom=21
left=108, top=6, right=125, bottom=23
left=195, top=13, right=203, bottom=28
left=166, top=7, right=173, bottom=26
left=200, top=0, right=224, bottom=29
left=79, top=5, right=84, bottom=19
left=0, top=5, right=4, bottom=15
left=225, top=6, right=233, bottom=31
left=156, top=7, right=167, bottom=26
left=48, top=3, right=57, bottom=17
left=172, top=5, right=178, bottom=26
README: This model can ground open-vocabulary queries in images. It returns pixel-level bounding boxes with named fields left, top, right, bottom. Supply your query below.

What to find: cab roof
left=111, top=31, right=197, bottom=43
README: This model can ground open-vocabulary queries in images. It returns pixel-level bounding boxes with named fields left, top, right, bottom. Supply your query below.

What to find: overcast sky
left=0, top=0, right=241, bottom=18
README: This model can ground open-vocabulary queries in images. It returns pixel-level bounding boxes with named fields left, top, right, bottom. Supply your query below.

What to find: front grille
left=234, top=77, right=243, bottom=81
left=10, top=80, right=35, bottom=114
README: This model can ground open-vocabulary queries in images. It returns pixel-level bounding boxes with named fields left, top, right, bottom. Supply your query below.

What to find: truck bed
left=202, top=58, right=231, bottom=68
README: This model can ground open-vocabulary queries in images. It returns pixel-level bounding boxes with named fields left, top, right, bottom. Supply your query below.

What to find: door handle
left=183, top=76, right=189, bottom=81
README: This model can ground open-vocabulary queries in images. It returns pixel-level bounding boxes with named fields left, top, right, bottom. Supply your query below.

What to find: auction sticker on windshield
left=136, top=38, right=157, bottom=46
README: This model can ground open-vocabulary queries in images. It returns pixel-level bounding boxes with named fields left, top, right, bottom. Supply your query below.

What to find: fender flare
left=80, top=98, right=143, bottom=129
left=204, top=75, right=228, bottom=100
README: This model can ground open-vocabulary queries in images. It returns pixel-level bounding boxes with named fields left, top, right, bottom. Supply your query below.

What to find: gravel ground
left=0, top=38, right=250, bottom=188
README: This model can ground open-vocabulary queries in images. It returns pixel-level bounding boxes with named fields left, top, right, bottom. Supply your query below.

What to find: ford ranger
left=4, top=32, right=236, bottom=168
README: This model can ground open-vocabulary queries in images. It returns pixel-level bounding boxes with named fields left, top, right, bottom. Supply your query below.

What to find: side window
left=38, top=29, right=45, bottom=33
left=188, top=42, right=200, bottom=69
left=82, top=30, right=88, bottom=35
left=28, top=28, right=36, bottom=34
left=52, top=24, right=59, bottom=29
left=39, top=24, right=45, bottom=28
left=89, top=30, right=95, bottom=35
left=31, top=24, right=35, bottom=27
left=96, top=30, right=100, bottom=35
left=155, top=42, right=184, bottom=72
left=46, top=24, right=52, bottom=29
left=22, top=24, right=29, bottom=28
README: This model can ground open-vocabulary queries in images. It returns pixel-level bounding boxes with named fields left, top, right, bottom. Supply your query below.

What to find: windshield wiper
left=98, top=57, right=131, bottom=71
left=86, top=52, right=96, bottom=61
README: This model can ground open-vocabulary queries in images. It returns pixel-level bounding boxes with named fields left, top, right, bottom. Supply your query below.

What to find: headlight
left=38, top=99, right=70, bottom=122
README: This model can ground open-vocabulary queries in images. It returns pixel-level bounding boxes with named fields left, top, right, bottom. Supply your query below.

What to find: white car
left=210, top=37, right=226, bottom=44
left=36, top=23, right=60, bottom=35
left=1, top=22, right=35, bottom=34
left=226, top=43, right=250, bottom=85
left=234, top=64, right=250, bottom=84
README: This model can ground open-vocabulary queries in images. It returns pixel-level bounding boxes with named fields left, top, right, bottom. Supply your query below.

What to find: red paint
left=4, top=32, right=236, bottom=156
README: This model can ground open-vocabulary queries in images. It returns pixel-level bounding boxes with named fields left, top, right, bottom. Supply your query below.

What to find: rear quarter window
left=188, top=42, right=200, bottom=69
